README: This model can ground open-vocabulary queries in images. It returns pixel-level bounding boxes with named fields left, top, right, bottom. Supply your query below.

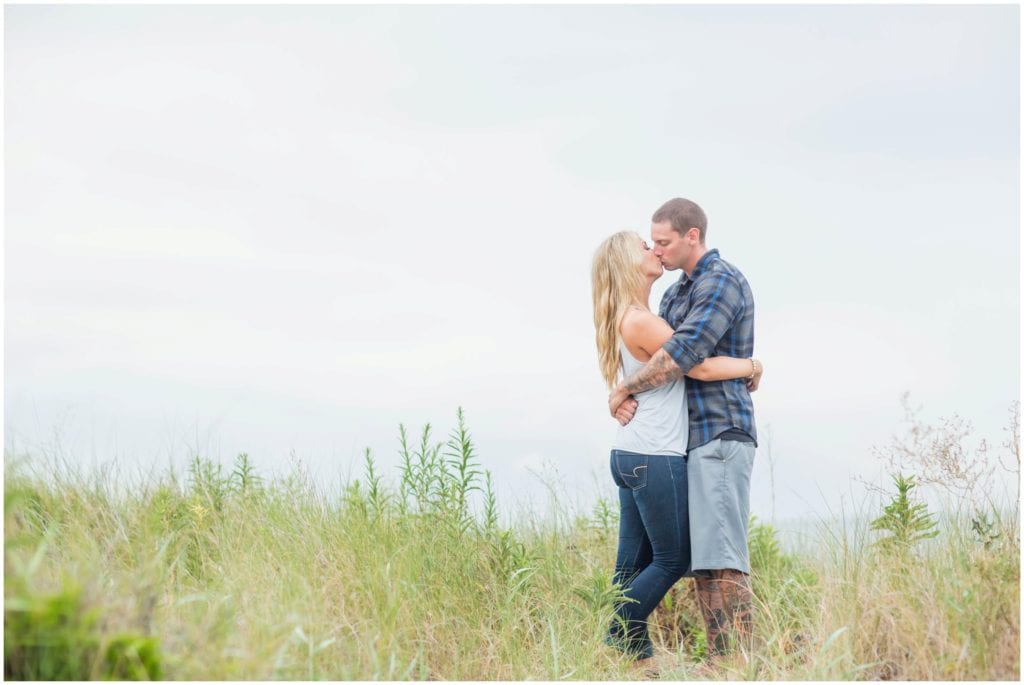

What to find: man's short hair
left=652, top=198, right=707, bottom=243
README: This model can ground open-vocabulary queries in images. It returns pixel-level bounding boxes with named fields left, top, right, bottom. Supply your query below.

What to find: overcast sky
left=4, top=4, right=1020, bottom=523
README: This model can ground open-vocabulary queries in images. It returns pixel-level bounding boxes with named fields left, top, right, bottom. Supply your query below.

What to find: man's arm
left=609, top=270, right=744, bottom=419
left=608, top=350, right=684, bottom=421
left=624, top=348, right=685, bottom=393
left=662, top=270, right=744, bottom=372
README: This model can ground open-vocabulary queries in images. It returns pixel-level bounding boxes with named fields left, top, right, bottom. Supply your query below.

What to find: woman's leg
left=612, top=478, right=653, bottom=589
left=607, top=451, right=654, bottom=656
left=607, top=451, right=691, bottom=659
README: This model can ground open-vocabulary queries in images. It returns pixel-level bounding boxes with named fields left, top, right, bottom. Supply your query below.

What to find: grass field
left=5, top=408, right=1020, bottom=680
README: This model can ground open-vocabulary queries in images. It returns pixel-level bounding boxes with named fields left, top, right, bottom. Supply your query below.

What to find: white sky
left=4, top=4, right=1020, bottom=522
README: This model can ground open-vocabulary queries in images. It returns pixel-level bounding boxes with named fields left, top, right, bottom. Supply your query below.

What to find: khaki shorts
left=686, top=438, right=755, bottom=575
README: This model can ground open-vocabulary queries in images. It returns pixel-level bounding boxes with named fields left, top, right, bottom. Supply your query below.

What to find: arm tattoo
left=622, top=349, right=684, bottom=395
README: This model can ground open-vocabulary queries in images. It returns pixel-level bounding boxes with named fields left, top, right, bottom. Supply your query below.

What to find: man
left=608, top=197, right=759, bottom=659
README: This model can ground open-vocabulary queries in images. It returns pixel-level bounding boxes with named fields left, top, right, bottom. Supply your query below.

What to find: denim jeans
left=605, top=449, right=691, bottom=659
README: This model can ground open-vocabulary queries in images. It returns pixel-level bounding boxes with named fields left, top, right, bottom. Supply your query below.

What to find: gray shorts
left=686, top=438, right=755, bottom=575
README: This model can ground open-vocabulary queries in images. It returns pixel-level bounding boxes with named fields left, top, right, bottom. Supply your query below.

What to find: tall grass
left=5, top=407, right=1019, bottom=680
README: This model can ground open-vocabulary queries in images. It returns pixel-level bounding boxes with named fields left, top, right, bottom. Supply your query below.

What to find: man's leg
left=687, top=438, right=756, bottom=658
left=694, top=569, right=753, bottom=657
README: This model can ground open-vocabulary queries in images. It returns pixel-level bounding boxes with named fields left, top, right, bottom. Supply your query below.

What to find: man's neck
left=683, top=244, right=709, bottom=277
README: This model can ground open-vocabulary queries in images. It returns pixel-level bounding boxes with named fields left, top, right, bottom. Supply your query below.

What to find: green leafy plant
left=590, top=496, right=618, bottom=542
left=749, top=515, right=786, bottom=574
left=5, top=584, right=99, bottom=680
left=871, top=473, right=938, bottom=552
left=970, top=510, right=1001, bottom=549
left=443, top=407, right=483, bottom=529
left=103, top=634, right=164, bottom=680
left=362, top=448, right=388, bottom=520
left=187, top=456, right=228, bottom=513
left=5, top=583, right=162, bottom=680
left=228, top=452, right=263, bottom=497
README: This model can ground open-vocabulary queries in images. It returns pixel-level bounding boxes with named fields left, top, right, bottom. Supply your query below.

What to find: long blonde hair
left=591, top=231, right=646, bottom=389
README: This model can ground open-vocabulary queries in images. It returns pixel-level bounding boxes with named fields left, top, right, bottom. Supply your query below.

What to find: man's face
left=651, top=220, right=698, bottom=271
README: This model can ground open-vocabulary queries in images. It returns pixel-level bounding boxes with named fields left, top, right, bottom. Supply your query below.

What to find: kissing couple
left=592, top=197, right=762, bottom=671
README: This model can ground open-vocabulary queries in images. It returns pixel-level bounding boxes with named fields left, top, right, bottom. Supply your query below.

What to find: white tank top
left=611, top=342, right=689, bottom=456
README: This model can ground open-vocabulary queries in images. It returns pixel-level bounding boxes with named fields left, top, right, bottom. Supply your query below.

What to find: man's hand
left=608, top=384, right=638, bottom=426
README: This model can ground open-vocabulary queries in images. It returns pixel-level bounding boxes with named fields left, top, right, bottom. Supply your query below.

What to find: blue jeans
left=606, top=449, right=691, bottom=659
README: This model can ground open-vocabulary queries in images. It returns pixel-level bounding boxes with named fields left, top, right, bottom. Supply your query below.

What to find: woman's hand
left=614, top=396, right=638, bottom=426
left=608, top=383, right=638, bottom=425
left=746, top=359, right=763, bottom=392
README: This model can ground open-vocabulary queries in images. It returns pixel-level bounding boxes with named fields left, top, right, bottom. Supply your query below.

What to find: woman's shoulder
left=620, top=307, right=674, bottom=357
left=620, top=307, right=670, bottom=335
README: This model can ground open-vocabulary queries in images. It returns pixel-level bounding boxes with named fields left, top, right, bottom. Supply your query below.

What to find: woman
left=591, top=230, right=762, bottom=664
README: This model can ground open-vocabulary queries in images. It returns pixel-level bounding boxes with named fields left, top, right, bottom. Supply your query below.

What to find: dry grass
left=5, top=408, right=1020, bottom=680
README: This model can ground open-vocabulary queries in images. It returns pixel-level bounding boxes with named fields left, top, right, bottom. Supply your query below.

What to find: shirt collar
left=679, top=248, right=720, bottom=285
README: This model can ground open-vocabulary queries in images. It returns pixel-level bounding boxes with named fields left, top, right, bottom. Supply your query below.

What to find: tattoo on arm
left=623, top=349, right=684, bottom=395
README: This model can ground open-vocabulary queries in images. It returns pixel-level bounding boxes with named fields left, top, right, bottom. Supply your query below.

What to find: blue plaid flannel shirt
left=658, top=249, right=757, bottom=452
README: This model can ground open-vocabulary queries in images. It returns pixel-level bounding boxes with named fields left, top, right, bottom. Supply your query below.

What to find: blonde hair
left=591, top=231, right=646, bottom=389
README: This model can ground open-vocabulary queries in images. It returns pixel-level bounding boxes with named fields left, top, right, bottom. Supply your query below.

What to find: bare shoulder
left=620, top=308, right=674, bottom=358
left=621, top=308, right=672, bottom=335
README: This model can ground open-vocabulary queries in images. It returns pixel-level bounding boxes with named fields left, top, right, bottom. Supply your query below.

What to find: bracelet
left=747, top=358, right=760, bottom=379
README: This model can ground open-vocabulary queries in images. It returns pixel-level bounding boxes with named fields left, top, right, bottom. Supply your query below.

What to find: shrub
left=4, top=584, right=162, bottom=680
left=871, top=473, right=939, bottom=553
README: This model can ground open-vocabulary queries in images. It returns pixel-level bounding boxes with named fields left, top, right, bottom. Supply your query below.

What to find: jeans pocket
left=614, top=451, right=649, bottom=491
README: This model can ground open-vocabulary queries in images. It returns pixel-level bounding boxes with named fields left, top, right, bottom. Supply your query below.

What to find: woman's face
left=639, top=237, right=664, bottom=279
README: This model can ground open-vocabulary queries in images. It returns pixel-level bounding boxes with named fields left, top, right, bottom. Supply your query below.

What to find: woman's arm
left=621, top=310, right=762, bottom=389
left=688, top=356, right=763, bottom=389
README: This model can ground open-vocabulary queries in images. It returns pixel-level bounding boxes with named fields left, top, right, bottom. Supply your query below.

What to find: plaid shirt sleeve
left=662, top=270, right=744, bottom=372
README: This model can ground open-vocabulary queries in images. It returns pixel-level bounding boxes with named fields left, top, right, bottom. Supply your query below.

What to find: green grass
left=5, top=409, right=1019, bottom=680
